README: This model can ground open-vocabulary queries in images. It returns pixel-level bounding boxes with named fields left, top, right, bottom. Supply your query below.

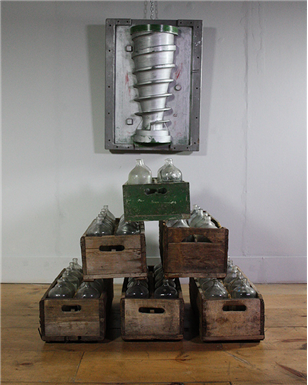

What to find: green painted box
left=123, top=178, right=190, bottom=221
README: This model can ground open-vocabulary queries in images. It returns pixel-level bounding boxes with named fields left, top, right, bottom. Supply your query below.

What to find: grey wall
left=2, top=1, right=307, bottom=283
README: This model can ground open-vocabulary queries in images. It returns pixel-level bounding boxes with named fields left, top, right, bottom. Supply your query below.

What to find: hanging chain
left=150, top=1, right=155, bottom=19
left=144, top=0, right=158, bottom=20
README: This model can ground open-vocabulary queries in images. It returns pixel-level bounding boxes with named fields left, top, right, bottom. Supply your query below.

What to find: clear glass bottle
left=204, top=280, right=228, bottom=300
left=189, top=209, right=207, bottom=227
left=224, top=266, right=240, bottom=291
left=101, top=205, right=115, bottom=221
left=99, top=209, right=115, bottom=230
left=68, top=262, right=83, bottom=283
left=75, top=282, right=100, bottom=299
left=125, top=280, right=149, bottom=298
left=72, top=258, right=83, bottom=273
left=196, top=215, right=217, bottom=229
left=200, top=277, right=216, bottom=292
left=157, top=158, right=182, bottom=183
left=127, top=278, right=148, bottom=289
left=154, top=279, right=178, bottom=299
left=155, top=273, right=176, bottom=289
left=228, top=272, right=245, bottom=293
left=62, top=270, right=79, bottom=291
left=189, top=204, right=201, bottom=224
left=86, top=216, right=113, bottom=236
left=89, top=280, right=105, bottom=294
left=166, top=219, right=189, bottom=228
left=116, top=215, right=140, bottom=235
left=127, top=159, right=152, bottom=184
left=153, top=262, right=162, bottom=274
left=227, top=257, right=234, bottom=274
left=231, top=278, right=257, bottom=299
left=48, top=279, right=75, bottom=298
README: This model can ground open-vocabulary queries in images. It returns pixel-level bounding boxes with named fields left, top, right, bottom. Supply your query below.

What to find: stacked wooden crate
left=39, top=178, right=264, bottom=342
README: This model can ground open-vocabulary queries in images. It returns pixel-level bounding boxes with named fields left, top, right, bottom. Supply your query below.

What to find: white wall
left=2, top=1, right=306, bottom=283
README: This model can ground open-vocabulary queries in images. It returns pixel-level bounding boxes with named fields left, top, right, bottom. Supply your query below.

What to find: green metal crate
left=123, top=178, right=190, bottom=221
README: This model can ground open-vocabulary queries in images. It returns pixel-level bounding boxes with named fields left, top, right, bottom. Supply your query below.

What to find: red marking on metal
left=175, top=63, right=183, bottom=80
left=125, top=72, right=131, bottom=97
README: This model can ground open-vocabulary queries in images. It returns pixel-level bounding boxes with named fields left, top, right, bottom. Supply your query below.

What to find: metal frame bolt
left=126, top=118, right=134, bottom=125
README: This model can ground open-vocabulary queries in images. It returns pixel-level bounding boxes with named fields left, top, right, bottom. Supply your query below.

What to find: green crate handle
left=144, top=187, right=168, bottom=195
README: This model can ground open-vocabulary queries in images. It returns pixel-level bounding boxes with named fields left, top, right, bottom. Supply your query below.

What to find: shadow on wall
left=86, top=23, right=216, bottom=156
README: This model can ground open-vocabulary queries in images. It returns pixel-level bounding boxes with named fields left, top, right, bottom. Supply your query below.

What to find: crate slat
left=39, top=270, right=113, bottom=342
left=189, top=269, right=265, bottom=342
left=159, top=219, right=228, bottom=278
left=81, top=219, right=147, bottom=279
left=120, top=270, right=184, bottom=340
left=123, top=179, right=190, bottom=221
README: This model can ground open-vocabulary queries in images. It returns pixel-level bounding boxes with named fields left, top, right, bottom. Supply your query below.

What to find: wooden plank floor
left=1, top=283, right=306, bottom=384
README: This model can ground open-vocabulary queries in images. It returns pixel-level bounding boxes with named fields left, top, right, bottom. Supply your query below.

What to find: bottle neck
left=165, top=158, right=173, bottom=166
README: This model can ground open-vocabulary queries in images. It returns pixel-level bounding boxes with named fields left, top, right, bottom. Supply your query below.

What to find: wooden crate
left=122, top=178, right=190, bottom=221
left=159, top=217, right=228, bottom=278
left=39, top=270, right=113, bottom=342
left=120, top=270, right=185, bottom=340
left=189, top=271, right=265, bottom=342
left=80, top=219, right=147, bottom=280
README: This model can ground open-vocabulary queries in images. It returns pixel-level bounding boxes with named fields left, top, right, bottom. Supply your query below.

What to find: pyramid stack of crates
left=39, top=177, right=264, bottom=342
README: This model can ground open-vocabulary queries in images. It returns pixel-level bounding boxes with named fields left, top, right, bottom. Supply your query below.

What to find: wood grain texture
left=81, top=220, right=147, bottom=279
left=189, top=276, right=265, bottom=341
left=1, top=282, right=306, bottom=384
left=159, top=220, right=228, bottom=278
left=120, top=275, right=184, bottom=340
left=39, top=273, right=113, bottom=341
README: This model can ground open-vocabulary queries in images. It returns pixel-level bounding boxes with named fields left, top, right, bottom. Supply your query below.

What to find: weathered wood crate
left=39, top=270, right=113, bottom=342
left=80, top=219, right=147, bottom=280
left=120, top=269, right=185, bottom=340
left=122, top=178, right=190, bottom=221
left=159, top=216, right=228, bottom=278
left=189, top=271, right=265, bottom=342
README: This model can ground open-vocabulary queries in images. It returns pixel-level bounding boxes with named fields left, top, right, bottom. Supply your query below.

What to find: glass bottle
left=227, top=257, right=234, bottom=274
left=189, top=204, right=201, bottom=224
left=166, top=219, right=189, bottom=228
left=196, top=215, right=217, bottom=229
left=228, top=272, right=245, bottom=293
left=72, top=258, right=83, bottom=273
left=48, top=279, right=75, bottom=298
left=153, top=262, right=162, bottom=274
left=204, top=280, right=228, bottom=300
left=200, top=277, right=216, bottom=292
left=224, top=266, right=240, bottom=291
left=189, top=209, right=207, bottom=227
left=157, top=158, right=182, bottom=183
left=116, top=215, right=140, bottom=235
left=101, top=205, right=115, bottom=222
left=231, top=278, right=257, bottom=299
left=62, top=270, right=79, bottom=291
left=89, top=280, right=105, bottom=294
left=127, top=278, right=148, bottom=289
left=154, top=279, right=178, bottom=299
left=86, top=216, right=113, bottom=236
left=99, top=209, right=115, bottom=230
left=75, top=282, right=100, bottom=299
left=127, top=159, right=152, bottom=184
left=68, top=262, right=83, bottom=283
left=125, top=280, right=149, bottom=298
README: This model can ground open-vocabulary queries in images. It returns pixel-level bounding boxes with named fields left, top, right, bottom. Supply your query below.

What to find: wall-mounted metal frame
left=105, top=19, right=202, bottom=152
